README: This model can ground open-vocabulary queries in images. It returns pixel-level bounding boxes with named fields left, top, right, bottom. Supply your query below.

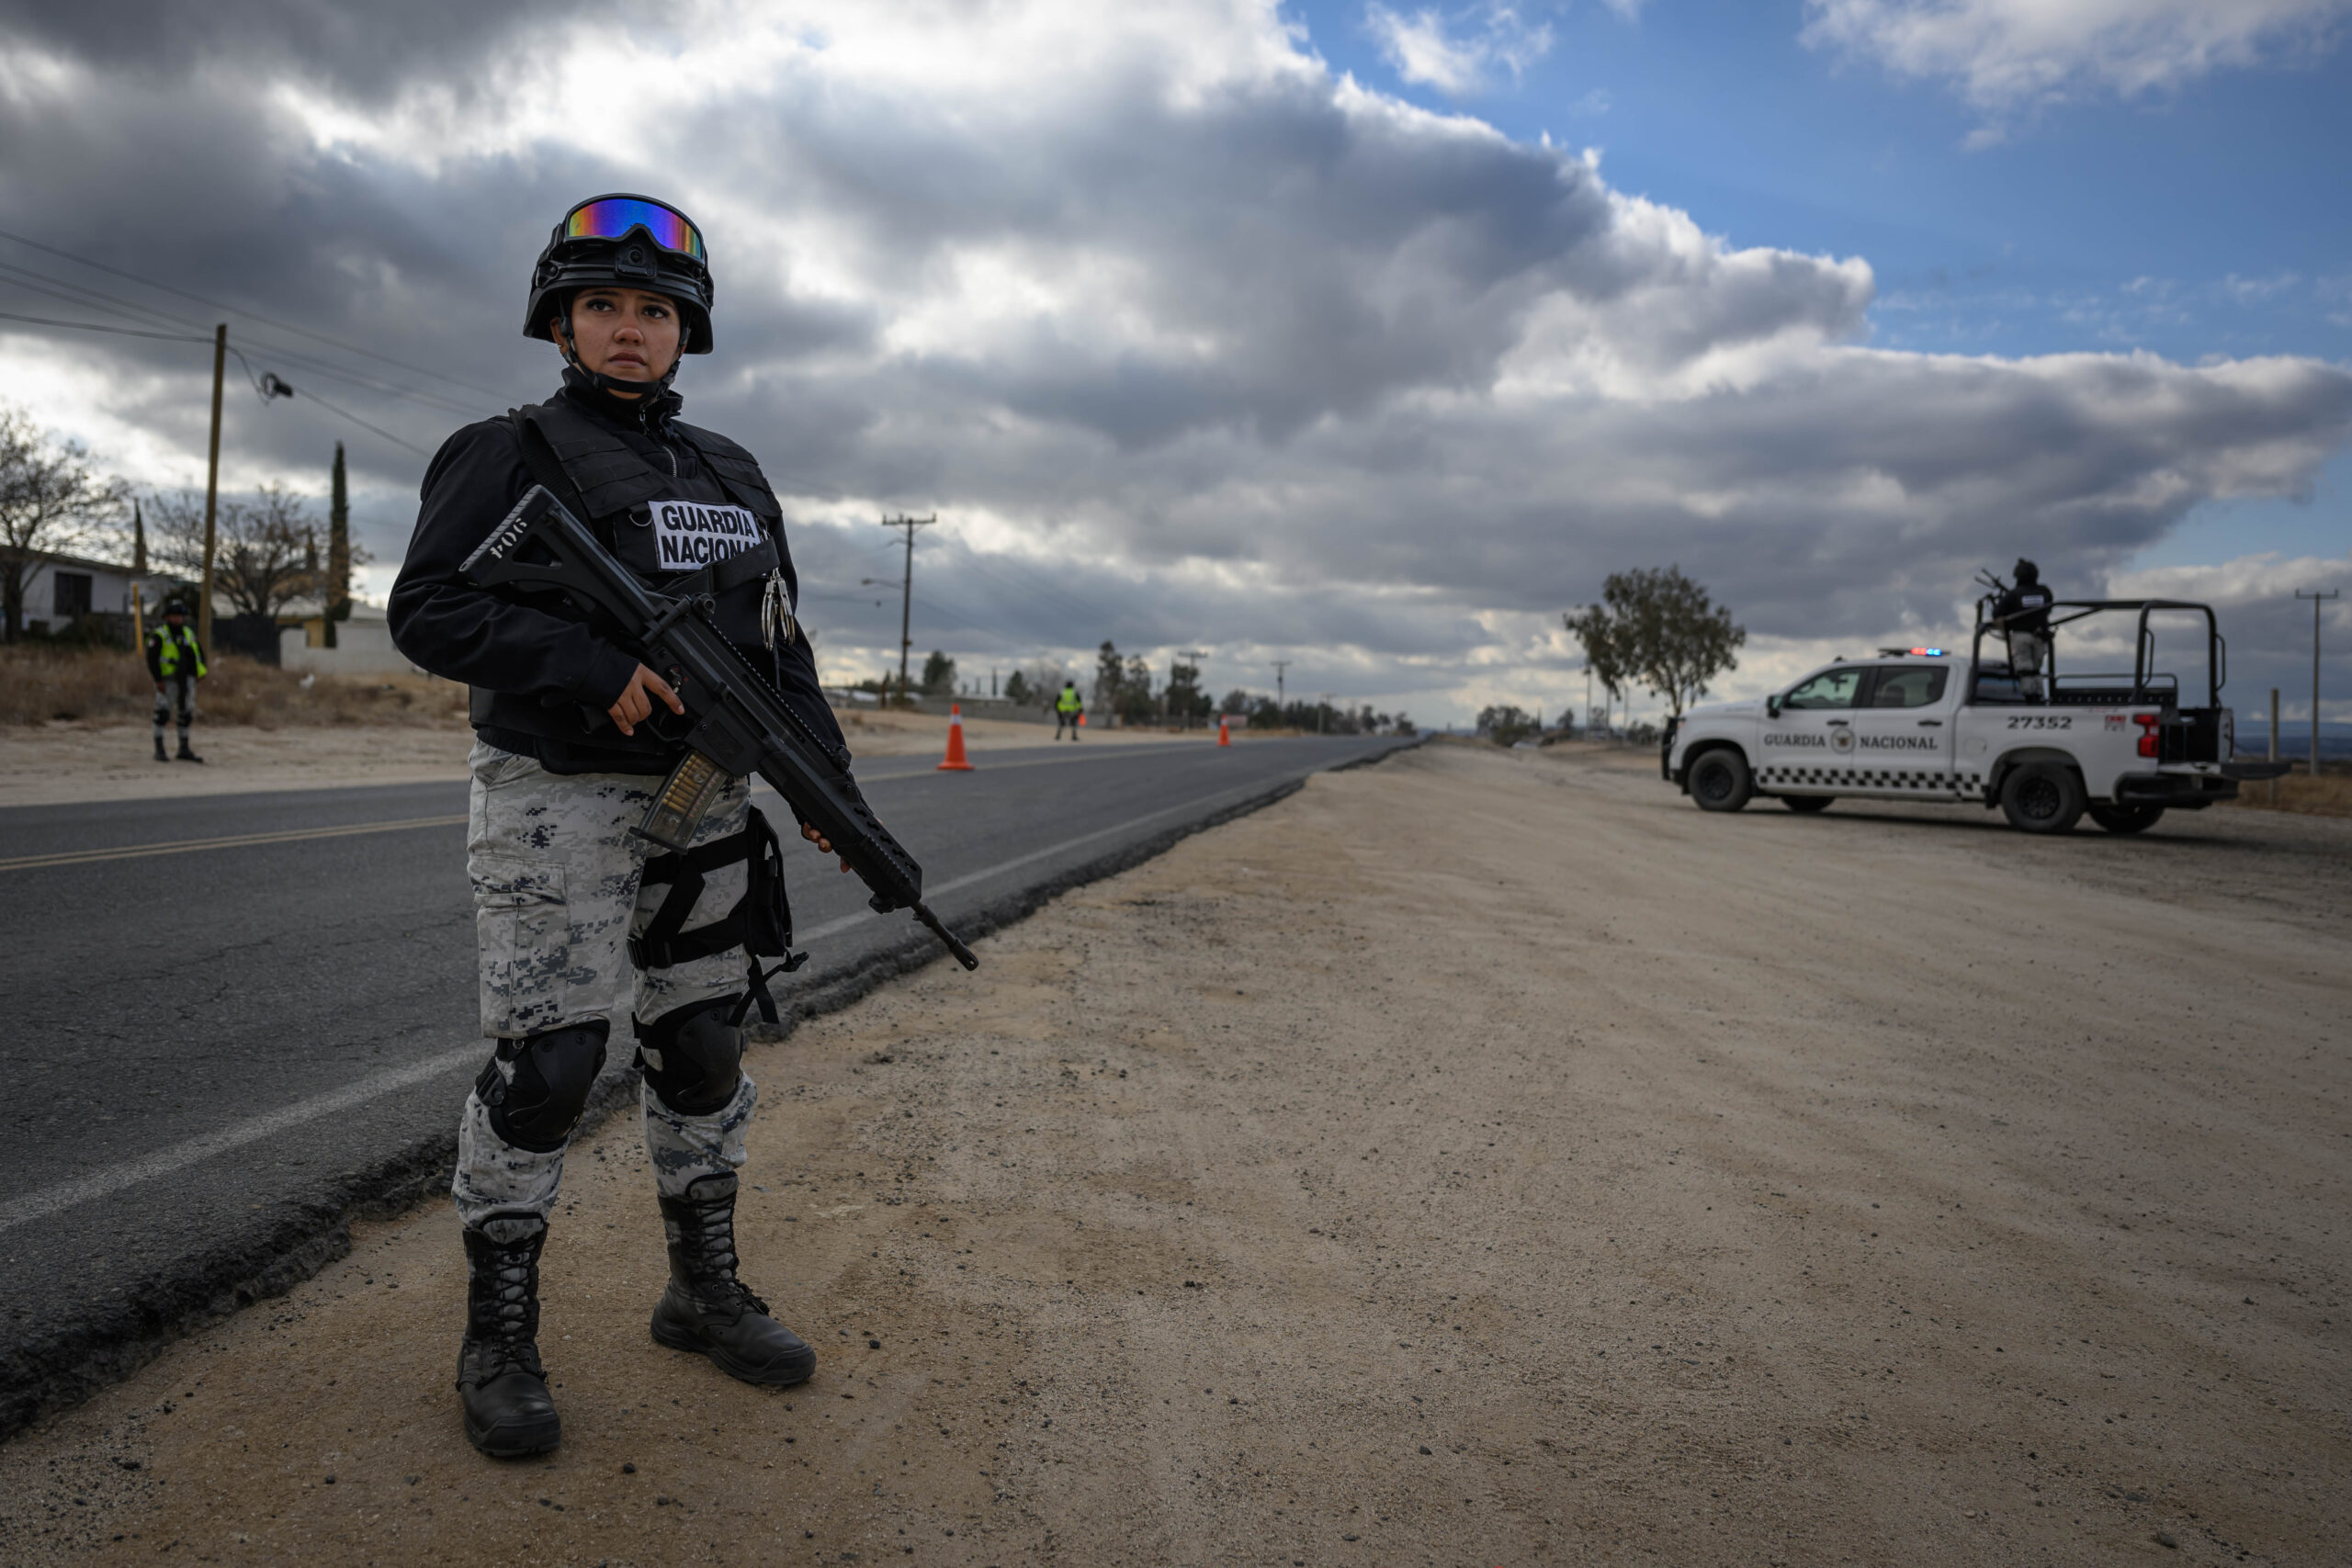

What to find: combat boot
left=175, top=739, right=203, bottom=763
left=456, top=1216, right=561, bottom=1457
left=153, top=736, right=168, bottom=762
left=650, top=1173, right=817, bottom=1386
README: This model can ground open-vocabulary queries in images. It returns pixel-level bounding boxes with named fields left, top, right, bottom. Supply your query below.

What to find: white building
left=12, top=550, right=165, bottom=636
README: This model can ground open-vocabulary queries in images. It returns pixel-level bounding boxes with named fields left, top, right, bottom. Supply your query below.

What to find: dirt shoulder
left=4, top=745, right=2346, bottom=1565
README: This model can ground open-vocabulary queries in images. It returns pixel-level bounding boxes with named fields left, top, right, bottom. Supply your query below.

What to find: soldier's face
left=560, top=288, right=683, bottom=395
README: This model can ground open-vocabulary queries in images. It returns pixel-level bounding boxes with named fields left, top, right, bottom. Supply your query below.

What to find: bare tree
left=1012, top=660, right=1070, bottom=707
left=0, top=404, right=126, bottom=642
left=1565, top=566, right=1747, bottom=720
left=152, top=481, right=321, bottom=623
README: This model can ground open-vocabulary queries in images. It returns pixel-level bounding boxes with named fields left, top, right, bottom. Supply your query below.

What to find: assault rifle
left=462, top=485, right=978, bottom=971
left=1973, top=567, right=2013, bottom=625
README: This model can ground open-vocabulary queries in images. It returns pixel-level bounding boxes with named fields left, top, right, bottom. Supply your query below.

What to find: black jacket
left=389, top=370, right=845, bottom=774
left=1994, top=581, right=2053, bottom=637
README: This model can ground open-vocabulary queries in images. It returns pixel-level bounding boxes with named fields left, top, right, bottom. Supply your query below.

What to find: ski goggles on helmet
left=559, top=196, right=706, bottom=263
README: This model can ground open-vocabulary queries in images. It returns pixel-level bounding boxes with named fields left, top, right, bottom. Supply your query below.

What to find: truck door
left=1756, top=664, right=1865, bottom=794
left=1843, top=664, right=1960, bottom=797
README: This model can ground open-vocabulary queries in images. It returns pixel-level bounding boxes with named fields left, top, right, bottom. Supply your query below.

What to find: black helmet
left=161, top=598, right=189, bottom=616
left=524, top=194, right=715, bottom=357
left=2014, top=558, right=2040, bottom=584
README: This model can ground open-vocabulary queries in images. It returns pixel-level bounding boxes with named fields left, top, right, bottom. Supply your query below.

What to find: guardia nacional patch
left=650, top=500, right=763, bottom=570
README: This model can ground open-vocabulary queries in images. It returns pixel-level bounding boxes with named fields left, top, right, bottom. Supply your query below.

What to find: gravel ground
left=2, top=740, right=2345, bottom=1566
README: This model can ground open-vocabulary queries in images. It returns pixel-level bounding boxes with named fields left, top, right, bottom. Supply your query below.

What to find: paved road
left=0, top=733, right=1409, bottom=1433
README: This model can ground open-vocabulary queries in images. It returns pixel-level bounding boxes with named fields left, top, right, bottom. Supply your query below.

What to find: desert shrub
left=2226, top=769, right=2352, bottom=819
left=0, top=645, right=467, bottom=728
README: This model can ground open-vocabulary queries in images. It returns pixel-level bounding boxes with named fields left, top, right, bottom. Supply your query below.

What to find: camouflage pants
left=2011, top=632, right=2049, bottom=703
left=452, top=739, right=758, bottom=1231
left=153, top=676, right=195, bottom=741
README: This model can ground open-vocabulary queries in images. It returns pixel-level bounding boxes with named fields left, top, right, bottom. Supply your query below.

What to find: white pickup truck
left=1660, top=597, right=2290, bottom=834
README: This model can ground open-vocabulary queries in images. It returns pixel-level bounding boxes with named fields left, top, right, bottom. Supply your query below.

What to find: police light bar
left=1909, top=647, right=1945, bottom=657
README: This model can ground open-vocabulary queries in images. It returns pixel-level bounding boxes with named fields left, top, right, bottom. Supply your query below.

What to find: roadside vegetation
left=1565, top=564, right=1746, bottom=722
left=0, top=645, right=466, bottom=728
left=2227, top=769, right=2352, bottom=818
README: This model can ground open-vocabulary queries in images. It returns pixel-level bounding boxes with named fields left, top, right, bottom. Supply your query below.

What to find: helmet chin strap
left=555, top=315, right=681, bottom=406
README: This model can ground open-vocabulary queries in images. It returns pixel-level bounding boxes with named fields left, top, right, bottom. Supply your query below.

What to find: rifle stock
left=462, top=485, right=978, bottom=972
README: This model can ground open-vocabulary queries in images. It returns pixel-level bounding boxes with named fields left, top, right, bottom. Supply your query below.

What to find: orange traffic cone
left=1217, top=714, right=1231, bottom=747
left=938, top=703, right=975, bottom=772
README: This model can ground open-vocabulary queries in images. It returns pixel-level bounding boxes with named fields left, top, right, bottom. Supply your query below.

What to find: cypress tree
left=326, top=441, right=350, bottom=647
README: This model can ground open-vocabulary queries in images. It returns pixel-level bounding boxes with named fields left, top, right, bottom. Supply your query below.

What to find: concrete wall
left=277, top=621, right=417, bottom=676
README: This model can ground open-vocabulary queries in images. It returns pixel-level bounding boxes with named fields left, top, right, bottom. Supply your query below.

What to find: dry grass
left=0, top=646, right=468, bottom=729
left=2228, top=767, right=2352, bottom=818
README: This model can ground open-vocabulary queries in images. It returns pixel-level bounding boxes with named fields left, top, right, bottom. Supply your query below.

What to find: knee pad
left=476, top=1021, right=609, bottom=1153
left=636, top=997, right=745, bottom=1117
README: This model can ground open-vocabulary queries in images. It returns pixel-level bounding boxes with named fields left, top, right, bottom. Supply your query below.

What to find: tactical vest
left=507, top=396, right=794, bottom=651
left=153, top=625, right=206, bottom=678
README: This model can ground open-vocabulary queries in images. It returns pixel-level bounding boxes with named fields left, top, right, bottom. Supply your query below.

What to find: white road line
left=0, top=768, right=1306, bottom=1232
left=0, top=1043, right=482, bottom=1234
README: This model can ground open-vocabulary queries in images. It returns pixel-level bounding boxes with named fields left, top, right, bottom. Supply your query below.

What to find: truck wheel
left=1999, top=762, right=2086, bottom=834
left=1781, top=795, right=1833, bottom=814
left=1688, top=749, right=1752, bottom=812
left=2086, top=803, right=2165, bottom=835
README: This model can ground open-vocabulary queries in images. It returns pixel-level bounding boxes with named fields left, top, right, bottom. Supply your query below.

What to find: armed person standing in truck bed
left=390, top=195, right=851, bottom=1460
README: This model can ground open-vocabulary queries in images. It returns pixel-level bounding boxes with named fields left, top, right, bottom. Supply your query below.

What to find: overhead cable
left=0, top=226, right=512, bottom=400
left=0, top=310, right=210, bottom=344
left=0, top=263, right=481, bottom=418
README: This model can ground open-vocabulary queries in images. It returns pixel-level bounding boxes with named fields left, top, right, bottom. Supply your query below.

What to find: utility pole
left=2270, top=686, right=2281, bottom=806
left=1272, top=660, right=1290, bottom=712
left=2298, top=589, right=2338, bottom=777
left=1317, top=693, right=1336, bottom=735
left=879, top=513, right=936, bottom=703
left=198, top=323, right=226, bottom=656
left=1177, top=649, right=1207, bottom=727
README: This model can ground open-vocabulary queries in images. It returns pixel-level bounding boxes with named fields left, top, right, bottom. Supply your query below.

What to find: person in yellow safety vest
left=1055, top=679, right=1083, bottom=741
left=144, top=599, right=208, bottom=763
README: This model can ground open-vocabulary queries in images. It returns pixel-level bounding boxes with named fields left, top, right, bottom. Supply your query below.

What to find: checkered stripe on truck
left=1757, top=765, right=1984, bottom=792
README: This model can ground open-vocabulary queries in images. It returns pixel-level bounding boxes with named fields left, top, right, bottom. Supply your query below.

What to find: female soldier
left=391, top=196, right=839, bottom=1458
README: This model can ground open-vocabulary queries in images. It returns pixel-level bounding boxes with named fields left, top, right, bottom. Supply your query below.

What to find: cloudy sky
left=2, top=0, right=2347, bottom=728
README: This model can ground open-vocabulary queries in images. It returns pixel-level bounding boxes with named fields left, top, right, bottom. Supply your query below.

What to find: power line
left=0, top=308, right=433, bottom=459
left=0, top=262, right=480, bottom=418
left=220, top=348, right=434, bottom=457
left=0, top=226, right=512, bottom=400
left=0, top=310, right=209, bottom=344
left=0, top=260, right=200, bottom=332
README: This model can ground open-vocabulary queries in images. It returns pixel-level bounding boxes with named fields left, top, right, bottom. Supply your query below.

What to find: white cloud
left=0, top=0, right=2347, bottom=724
left=1803, top=0, right=2352, bottom=140
left=1367, top=3, right=1554, bottom=96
